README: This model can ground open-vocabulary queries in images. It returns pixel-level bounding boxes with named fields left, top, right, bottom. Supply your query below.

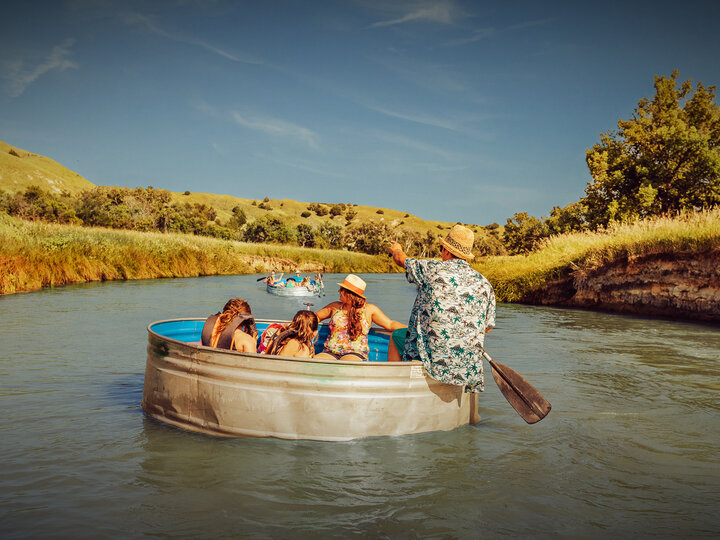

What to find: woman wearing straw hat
left=314, top=274, right=405, bottom=361
left=387, top=225, right=496, bottom=392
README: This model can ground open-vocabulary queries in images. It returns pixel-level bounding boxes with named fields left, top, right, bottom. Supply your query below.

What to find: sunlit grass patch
left=475, top=209, right=720, bottom=302
left=0, top=214, right=396, bottom=295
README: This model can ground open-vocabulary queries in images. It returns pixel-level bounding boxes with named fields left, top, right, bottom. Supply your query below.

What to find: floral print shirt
left=403, top=258, right=496, bottom=392
left=325, top=306, right=371, bottom=356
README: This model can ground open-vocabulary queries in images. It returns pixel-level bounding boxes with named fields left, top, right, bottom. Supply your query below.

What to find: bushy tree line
left=1, top=185, right=507, bottom=258
left=0, top=185, right=237, bottom=238
left=503, top=71, right=720, bottom=254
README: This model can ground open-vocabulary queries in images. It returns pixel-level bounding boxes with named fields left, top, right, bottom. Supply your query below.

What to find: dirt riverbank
left=517, top=250, right=720, bottom=323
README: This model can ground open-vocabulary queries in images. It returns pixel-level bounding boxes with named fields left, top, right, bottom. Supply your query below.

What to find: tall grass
left=474, top=209, right=720, bottom=302
left=0, top=214, right=396, bottom=295
left=5, top=209, right=718, bottom=298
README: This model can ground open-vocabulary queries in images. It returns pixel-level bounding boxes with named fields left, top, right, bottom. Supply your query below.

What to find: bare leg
left=313, top=352, right=335, bottom=360
left=387, top=336, right=402, bottom=362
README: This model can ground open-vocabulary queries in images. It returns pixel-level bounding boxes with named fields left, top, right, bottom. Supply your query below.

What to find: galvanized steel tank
left=142, top=319, right=479, bottom=441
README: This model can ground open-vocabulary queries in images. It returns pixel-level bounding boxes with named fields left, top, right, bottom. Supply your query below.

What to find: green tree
left=316, top=222, right=343, bottom=249
left=228, top=206, right=247, bottom=229
left=243, top=216, right=294, bottom=244
left=503, top=212, right=549, bottom=255
left=296, top=223, right=316, bottom=247
left=582, top=71, right=720, bottom=228
left=545, top=202, right=587, bottom=235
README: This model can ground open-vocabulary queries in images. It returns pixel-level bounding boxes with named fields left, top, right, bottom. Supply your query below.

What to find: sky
left=1, top=0, right=719, bottom=225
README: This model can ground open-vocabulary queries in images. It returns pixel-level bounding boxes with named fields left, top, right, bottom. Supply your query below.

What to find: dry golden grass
left=475, top=209, right=720, bottom=301
left=0, top=214, right=396, bottom=295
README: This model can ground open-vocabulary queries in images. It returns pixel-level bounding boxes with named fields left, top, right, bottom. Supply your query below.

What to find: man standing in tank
left=387, top=224, right=496, bottom=392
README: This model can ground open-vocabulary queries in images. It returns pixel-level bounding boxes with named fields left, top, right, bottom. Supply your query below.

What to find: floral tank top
left=325, top=306, right=371, bottom=356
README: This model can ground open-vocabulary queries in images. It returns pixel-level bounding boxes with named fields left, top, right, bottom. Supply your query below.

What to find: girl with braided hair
left=314, top=274, right=404, bottom=361
left=201, top=298, right=257, bottom=352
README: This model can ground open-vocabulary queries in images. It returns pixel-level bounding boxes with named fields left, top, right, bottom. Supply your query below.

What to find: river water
left=1, top=273, right=718, bottom=538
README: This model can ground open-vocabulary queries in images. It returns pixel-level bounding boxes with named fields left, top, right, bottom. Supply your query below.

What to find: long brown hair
left=218, top=298, right=256, bottom=338
left=276, top=310, right=318, bottom=352
left=340, top=288, right=366, bottom=341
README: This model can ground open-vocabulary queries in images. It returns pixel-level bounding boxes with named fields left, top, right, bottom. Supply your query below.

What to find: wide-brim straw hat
left=440, top=224, right=475, bottom=260
left=337, top=274, right=366, bottom=298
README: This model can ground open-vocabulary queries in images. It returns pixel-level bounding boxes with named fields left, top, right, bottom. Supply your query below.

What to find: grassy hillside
left=0, top=141, right=95, bottom=195
left=0, top=139, right=501, bottom=248
left=163, top=190, right=497, bottom=241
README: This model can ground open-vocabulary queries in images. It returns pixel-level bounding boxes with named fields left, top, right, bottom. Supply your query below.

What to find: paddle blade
left=484, top=353, right=551, bottom=424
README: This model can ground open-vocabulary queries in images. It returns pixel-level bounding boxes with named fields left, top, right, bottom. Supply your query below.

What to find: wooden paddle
left=483, top=351, right=551, bottom=424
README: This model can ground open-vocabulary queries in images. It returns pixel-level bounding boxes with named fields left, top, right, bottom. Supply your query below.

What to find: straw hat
left=440, top=224, right=475, bottom=260
left=337, top=274, right=366, bottom=298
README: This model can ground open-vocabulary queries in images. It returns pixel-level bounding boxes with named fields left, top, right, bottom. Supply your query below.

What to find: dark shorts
left=391, top=328, right=408, bottom=356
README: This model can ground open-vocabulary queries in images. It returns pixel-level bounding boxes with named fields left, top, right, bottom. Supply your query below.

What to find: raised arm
left=388, top=241, right=407, bottom=269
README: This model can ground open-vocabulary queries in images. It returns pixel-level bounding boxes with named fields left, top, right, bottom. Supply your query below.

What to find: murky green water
left=1, top=274, right=718, bottom=538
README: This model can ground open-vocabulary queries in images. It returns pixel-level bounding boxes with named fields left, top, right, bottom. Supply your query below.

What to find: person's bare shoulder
left=234, top=330, right=257, bottom=352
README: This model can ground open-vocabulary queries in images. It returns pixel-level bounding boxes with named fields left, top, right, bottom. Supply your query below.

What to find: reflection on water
left=1, top=274, right=719, bottom=537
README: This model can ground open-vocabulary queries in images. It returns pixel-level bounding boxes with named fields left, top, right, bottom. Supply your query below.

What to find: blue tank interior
left=149, top=319, right=391, bottom=361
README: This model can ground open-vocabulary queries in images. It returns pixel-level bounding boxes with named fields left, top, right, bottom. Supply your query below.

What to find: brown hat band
left=340, top=281, right=364, bottom=297
left=442, top=235, right=473, bottom=256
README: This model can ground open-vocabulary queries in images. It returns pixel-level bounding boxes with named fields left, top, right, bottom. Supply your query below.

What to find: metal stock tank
left=266, top=279, right=321, bottom=296
left=142, top=319, right=480, bottom=441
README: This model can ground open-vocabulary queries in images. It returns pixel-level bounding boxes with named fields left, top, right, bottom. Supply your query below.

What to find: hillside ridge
left=0, top=139, right=495, bottom=240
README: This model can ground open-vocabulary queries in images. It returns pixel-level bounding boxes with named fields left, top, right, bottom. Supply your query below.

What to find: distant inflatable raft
left=142, top=319, right=480, bottom=441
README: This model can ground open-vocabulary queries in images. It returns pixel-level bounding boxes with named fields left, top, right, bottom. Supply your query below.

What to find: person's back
left=406, top=258, right=494, bottom=365
left=314, top=274, right=404, bottom=361
left=388, top=225, right=495, bottom=391
left=265, top=311, right=318, bottom=358
left=326, top=304, right=372, bottom=357
left=202, top=298, right=258, bottom=353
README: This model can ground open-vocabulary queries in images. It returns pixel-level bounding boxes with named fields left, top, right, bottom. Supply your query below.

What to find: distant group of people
left=265, top=270, right=323, bottom=291
left=202, top=224, right=496, bottom=392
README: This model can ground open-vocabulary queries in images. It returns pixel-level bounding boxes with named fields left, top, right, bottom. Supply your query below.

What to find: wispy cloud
left=370, top=0, right=464, bottom=28
left=443, top=17, right=555, bottom=47
left=231, top=112, right=319, bottom=149
left=124, top=12, right=262, bottom=64
left=2, top=39, right=78, bottom=97
left=367, top=104, right=465, bottom=132
left=372, top=131, right=461, bottom=160
left=442, top=27, right=496, bottom=47
left=197, top=101, right=319, bottom=149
